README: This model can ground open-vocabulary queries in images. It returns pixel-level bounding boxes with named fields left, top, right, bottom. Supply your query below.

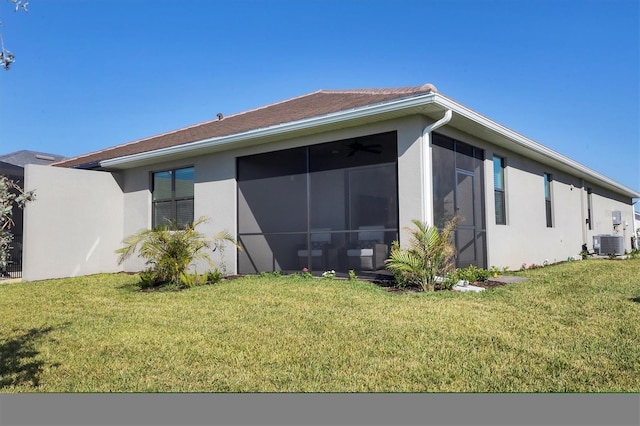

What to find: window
left=544, top=173, right=553, bottom=227
left=493, top=156, right=506, bottom=225
left=152, top=167, right=194, bottom=228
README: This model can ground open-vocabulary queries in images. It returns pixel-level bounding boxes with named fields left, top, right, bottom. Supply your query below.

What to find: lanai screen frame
left=431, top=132, right=487, bottom=269
left=236, top=131, right=399, bottom=276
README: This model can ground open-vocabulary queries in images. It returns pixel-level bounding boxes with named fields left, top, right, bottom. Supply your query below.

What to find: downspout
left=421, top=109, right=453, bottom=224
left=632, top=200, right=640, bottom=249
left=580, top=178, right=587, bottom=245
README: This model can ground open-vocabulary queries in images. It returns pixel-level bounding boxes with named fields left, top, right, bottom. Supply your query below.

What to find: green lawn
left=1, top=259, right=639, bottom=392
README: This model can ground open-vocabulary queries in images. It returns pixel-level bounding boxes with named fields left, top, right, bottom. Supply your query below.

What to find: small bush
left=299, top=268, right=313, bottom=279
left=488, top=265, right=508, bottom=277
left=439, top=273, right=459, bottom=290
left=452, top=265, right=490, bottom=283
left=178, top=269, right=224, bottom=289
left=139, top=268, right=162, bottom=288
left=179, top=271, right=205, bottom=288
left=206, top=269, right=223, bottom=284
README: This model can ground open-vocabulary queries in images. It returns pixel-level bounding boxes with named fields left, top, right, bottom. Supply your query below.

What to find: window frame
left=493, top=155, right=506, bottom=225
left=151, top=166, right=195, bottom=228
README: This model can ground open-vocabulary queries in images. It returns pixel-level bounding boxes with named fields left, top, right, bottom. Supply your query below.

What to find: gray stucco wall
left=485, top=151, right=586, bottom=268
left=22, top=164, right=124, bottom=281
left=435, top=125, right=635, bottom=269
left=20, top=115, right=636, bottom=281
left=118, top=154, right=239, bottom=274
left=118, top=116, right=426, bottom=276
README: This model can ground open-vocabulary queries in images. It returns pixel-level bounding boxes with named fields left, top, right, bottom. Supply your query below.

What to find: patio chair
left=346, top=225, right=389, bottom=270
left=297, top=229, right=335, bottom=270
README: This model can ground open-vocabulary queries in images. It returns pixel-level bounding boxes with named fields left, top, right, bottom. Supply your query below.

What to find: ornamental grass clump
left=385, top=217, right=458, bottom=292
left=116, top=216, right=239, bottom=288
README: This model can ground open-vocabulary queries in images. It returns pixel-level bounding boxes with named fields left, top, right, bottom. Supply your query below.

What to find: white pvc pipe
left=421, top=109, right=453, bottom=224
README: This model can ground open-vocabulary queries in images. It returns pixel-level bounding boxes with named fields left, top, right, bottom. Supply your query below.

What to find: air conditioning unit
left=596, top=235, right=624, bottom=256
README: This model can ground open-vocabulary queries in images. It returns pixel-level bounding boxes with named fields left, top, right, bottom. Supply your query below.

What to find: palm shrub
left=385, top=217, right=458, bottom=292
left=116, top=216, right=239, bottom=287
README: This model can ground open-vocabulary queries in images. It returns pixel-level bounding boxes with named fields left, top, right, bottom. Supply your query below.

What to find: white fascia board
left=434, top=94, right=640, bottom=199
left=99, top=92, right=439, bottom=169
left=100, top=91, right=639, bottom=198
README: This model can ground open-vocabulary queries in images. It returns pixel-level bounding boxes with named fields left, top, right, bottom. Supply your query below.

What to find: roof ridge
left=319, top=84, right=437, bottom=95
left=1, top=149, right=64, bottom=157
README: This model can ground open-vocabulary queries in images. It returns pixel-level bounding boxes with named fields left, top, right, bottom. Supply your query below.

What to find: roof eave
left=100, top=92, right=440, bottom=170
left=99, top=92, right=639, bottom=199
left=434, top=95, right=640, bottom=199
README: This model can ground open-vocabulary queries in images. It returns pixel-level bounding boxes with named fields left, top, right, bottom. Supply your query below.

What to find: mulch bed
left=469, top=279, right=509, bottom=289
left=379, top=279, right=509, bottom=294
left=383, top=285, right=422, bottom=294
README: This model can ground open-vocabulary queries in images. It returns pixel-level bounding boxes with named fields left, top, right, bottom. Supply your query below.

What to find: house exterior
left=21, top=84, right=640, bottom=281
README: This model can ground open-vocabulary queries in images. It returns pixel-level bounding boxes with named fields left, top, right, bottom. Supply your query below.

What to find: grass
left=1, top=259, right=639, bottom=392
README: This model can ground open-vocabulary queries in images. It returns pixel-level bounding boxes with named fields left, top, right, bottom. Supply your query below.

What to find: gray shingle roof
left=53, top=85, right=438, bottom=168
left=0, top=150, right=66, bottom=168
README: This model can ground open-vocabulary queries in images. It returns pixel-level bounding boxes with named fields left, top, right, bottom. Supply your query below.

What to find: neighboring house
left=0, top=150, right=66, bottom=276
left=21, top=84, right=640, bottom=281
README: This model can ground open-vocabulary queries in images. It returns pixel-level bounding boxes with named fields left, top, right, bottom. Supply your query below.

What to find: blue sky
left=1, top=0, right=638, bottom=193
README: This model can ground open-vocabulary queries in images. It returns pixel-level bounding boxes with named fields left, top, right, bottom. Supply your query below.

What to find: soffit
left=439, top=96, right=639, bottom=198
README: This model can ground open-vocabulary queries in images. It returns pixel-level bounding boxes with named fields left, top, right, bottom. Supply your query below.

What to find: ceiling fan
left=345, top=141, right=383, bottom=157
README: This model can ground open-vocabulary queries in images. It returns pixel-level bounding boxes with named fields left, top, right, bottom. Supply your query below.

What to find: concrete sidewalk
left=489, top=275, right=529, bottom=284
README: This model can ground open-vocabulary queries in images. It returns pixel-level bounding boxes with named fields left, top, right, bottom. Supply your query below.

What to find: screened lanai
left=237, top=131, right=399, bottom=276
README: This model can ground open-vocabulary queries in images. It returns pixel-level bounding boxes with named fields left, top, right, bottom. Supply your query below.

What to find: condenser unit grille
left=598, top=235, right=624, bottom=255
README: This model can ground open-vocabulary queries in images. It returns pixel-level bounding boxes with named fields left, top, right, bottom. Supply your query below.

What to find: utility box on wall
left=612, top=210, right=622, bottom=226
